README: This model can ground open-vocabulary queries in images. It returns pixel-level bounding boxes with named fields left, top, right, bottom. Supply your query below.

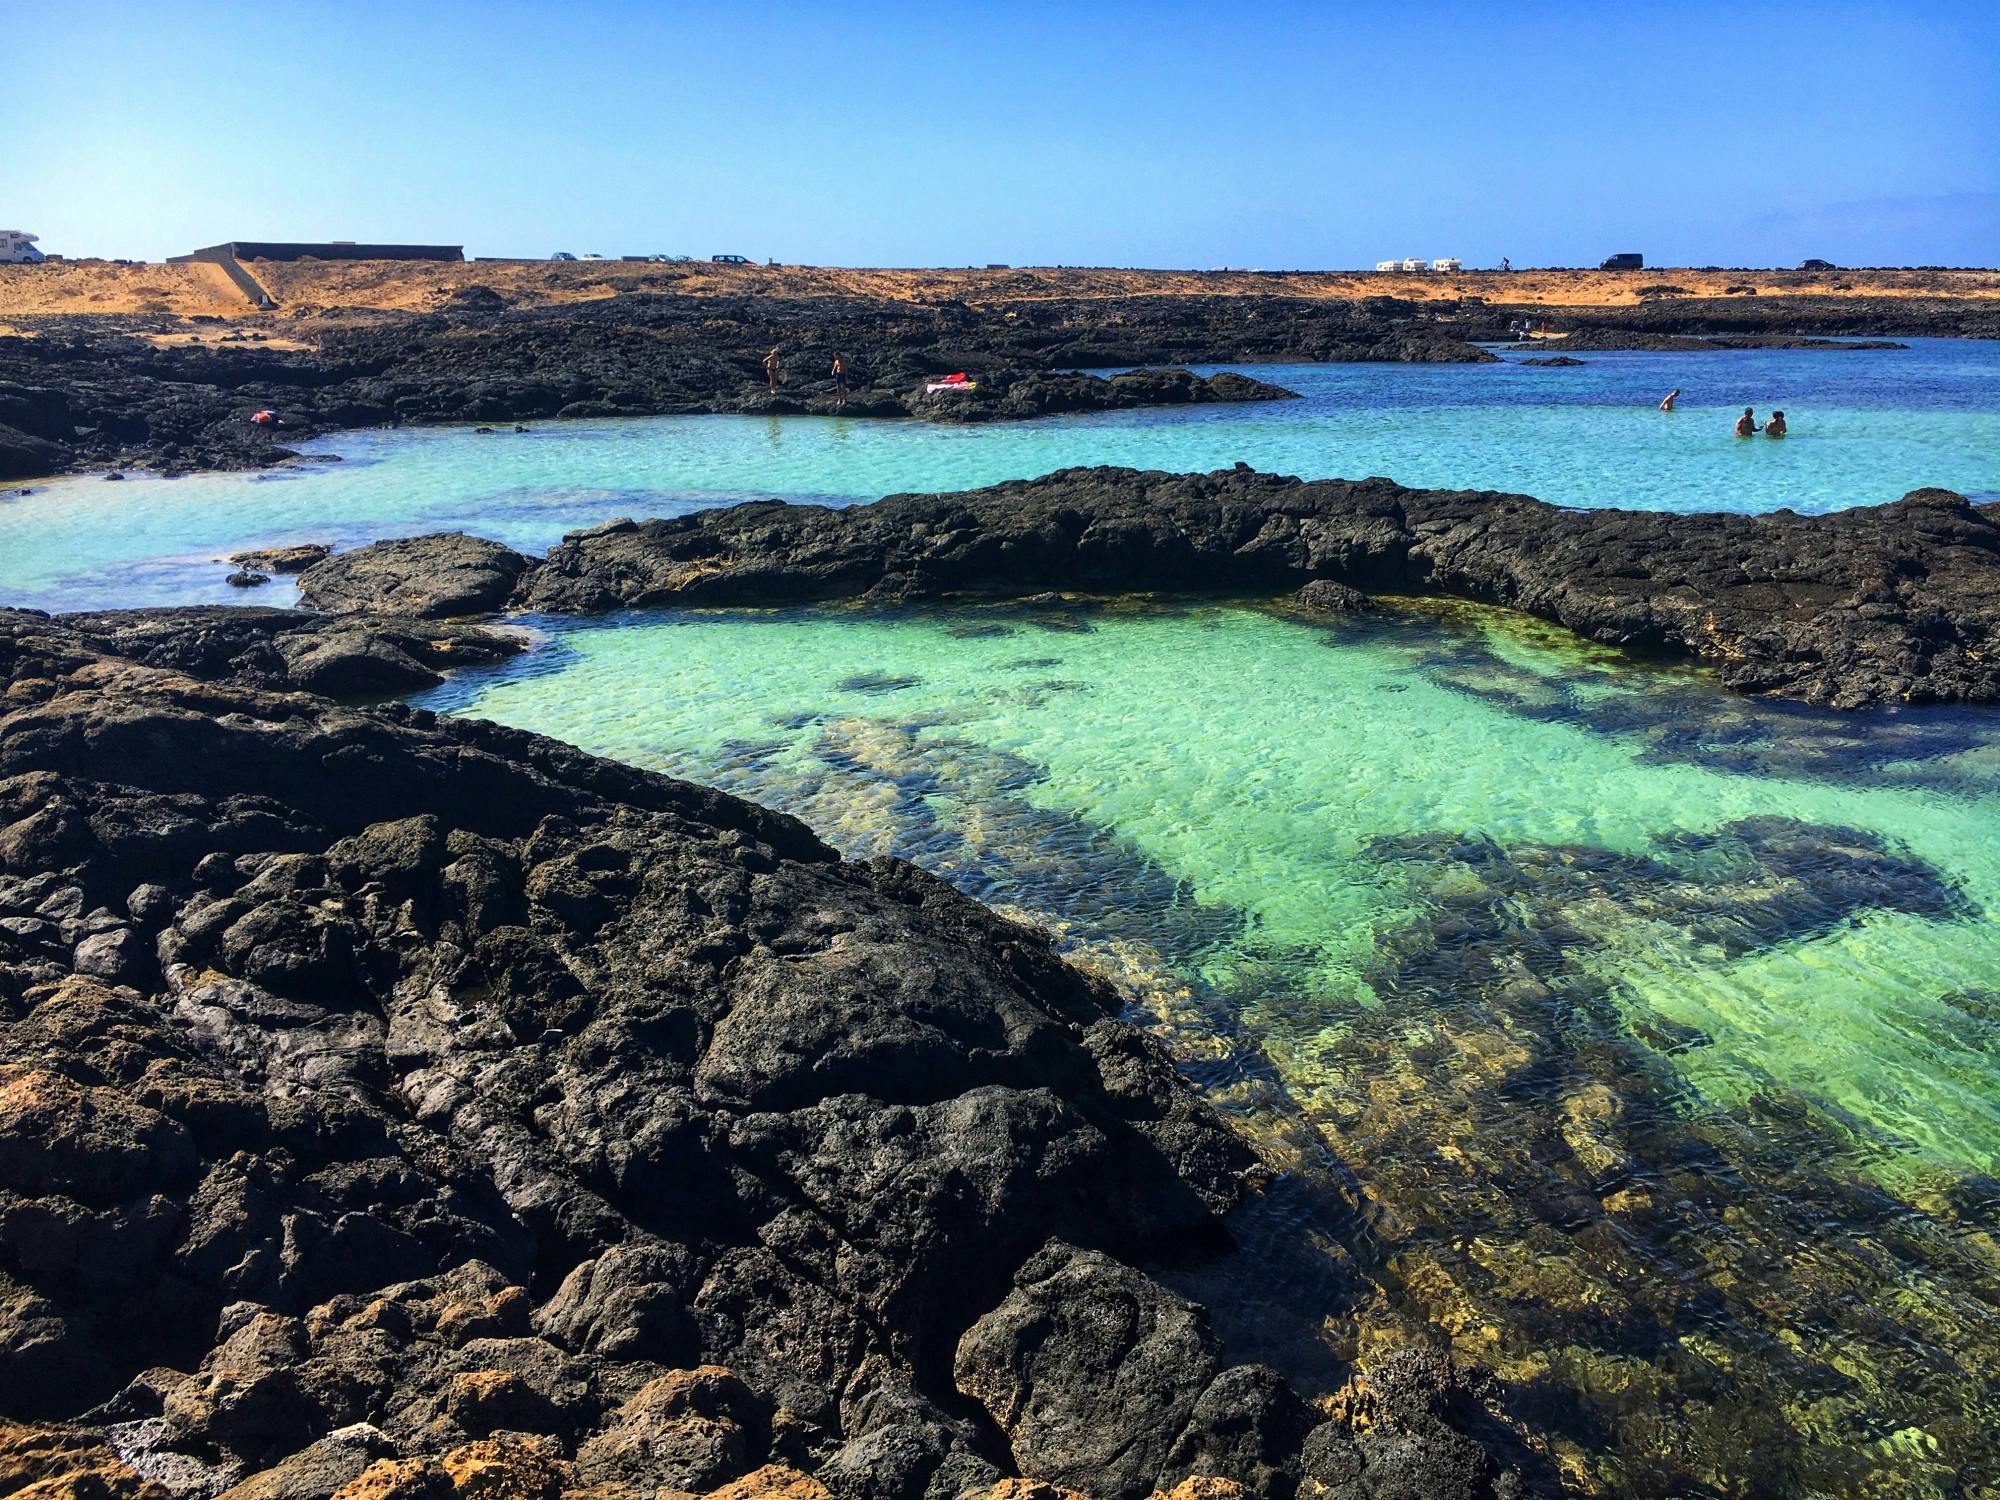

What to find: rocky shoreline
left=2, top=281, right=1495, bottom=478
left=294, top=467, right=2000, bottom=710
left=6, top=276, right=1992, bottom=479
left=0, top=607, right=1536, bottom=1500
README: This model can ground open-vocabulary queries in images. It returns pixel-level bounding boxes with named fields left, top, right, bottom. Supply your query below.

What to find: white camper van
left=1431, top=258, right=1463, bottom=272
left=0, top=231, right=47, bottom=265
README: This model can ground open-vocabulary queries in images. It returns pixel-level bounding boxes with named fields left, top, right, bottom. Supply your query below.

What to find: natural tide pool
left=418, top=598, right=2000, bottom=1499
left=4, top=340, right=1999, bottom=614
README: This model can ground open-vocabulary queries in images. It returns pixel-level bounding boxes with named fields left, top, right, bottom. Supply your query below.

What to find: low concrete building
left=169, top=241, right=464, bottom=264
left=0, top=231, right=46, bottom=265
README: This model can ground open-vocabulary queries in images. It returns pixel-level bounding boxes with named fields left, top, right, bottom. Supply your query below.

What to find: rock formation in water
left=299, top=467, right=2000, bottom=710
left=0, top=295, right=1334, bottom=479
left=42, top=605, right=525, bottom=697
left=0, top=609, right=1532, bottom=1500
left=6, top=264, right=1997, bottom=479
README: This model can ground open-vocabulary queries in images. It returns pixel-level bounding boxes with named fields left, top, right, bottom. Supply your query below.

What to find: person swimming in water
left=1764, top=410, right=1787, bottom=437
left=1734, top=407, right=1760, bottom=436
left=1660, top=389, right=1681, bottom=411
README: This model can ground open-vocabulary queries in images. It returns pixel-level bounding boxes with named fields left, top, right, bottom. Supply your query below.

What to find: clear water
left=4, top=340, right=1998, bottom=614
left=8, top=338, right=2000, bottom=1494
left=417, top=600, right=2000, bottom=1499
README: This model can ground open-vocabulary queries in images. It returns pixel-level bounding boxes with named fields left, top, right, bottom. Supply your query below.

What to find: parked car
left=711, top=254, right=750, bottom=264
left=1600, top=252, right=1644, bottom=271
left=1799, top=258, right=1837, bottom=271
left=551, top=251, right=577, bottom=261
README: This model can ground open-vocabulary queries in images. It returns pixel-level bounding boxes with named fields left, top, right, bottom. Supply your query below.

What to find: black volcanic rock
left=0, top=286, right=1493, bottom=477
left=494, top=468, right=2000, bottom=708
left=1295, top=579, right=1377, bottom=615
left=296, top=533, right=529, bottom=618
left=0, top=425, right=66, bottom=482
left=47, top=604, right=525, bottom=696
left=0, top=611, right=1531, bottom=1497
left=919, top=367, right=1299, bottom=424
left=229, top=543, right=332, bottom=574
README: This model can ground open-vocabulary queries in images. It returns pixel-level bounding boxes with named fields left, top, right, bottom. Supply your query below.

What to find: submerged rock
left=228, top=543, right=332, bottom=575
left=0, top=611, right=1535, bottom=1497
left=1294, top=580, right=1377, bottom=616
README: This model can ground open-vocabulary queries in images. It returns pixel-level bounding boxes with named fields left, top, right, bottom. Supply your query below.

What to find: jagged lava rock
left=0, top=612, right=1538, bottom=1498
left=512, top=467, right=2000, bottom=708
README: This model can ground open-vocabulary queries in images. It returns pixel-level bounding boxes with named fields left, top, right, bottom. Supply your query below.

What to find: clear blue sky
left=9, top=0, right=1998, bottom=268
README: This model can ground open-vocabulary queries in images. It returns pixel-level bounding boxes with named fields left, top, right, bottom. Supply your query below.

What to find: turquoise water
left=418, top=599, right=2000, bottom=1498
left=4, top=340, right=1998, bottom=614
left=7, top=335, right=2000, bottom=1493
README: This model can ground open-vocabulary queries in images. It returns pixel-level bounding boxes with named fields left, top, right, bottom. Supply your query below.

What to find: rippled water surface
left=4, top=339, right=1998, bottom=612
left=419, top=600, right=2000, bottom=1499
left=9, top=333, right=2000, bottom=1495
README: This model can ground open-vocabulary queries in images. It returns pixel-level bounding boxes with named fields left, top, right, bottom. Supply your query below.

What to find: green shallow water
left=420, top=599, right=2000, bottom=1499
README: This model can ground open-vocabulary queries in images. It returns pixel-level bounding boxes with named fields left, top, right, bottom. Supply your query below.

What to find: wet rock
left=1294, top=580, right=1376, bottom=616
left=226, top=571, right=270, bottom=589
left=229, top=545, right=332, bottom=576
left=295, top=536, right=528, bottom=619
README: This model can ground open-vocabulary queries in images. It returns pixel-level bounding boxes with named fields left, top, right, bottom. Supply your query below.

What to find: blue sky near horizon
left=7, top=1, right=1998, bottom=269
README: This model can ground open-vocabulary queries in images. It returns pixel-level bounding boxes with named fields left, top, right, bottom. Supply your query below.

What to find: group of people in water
left=1657, top=389, right=1787, bottom=436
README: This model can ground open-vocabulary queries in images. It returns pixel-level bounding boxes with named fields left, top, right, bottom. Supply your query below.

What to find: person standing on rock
left=764, top=347, right=782, bottom=393
left=1764, top=410, right=1787, bottom=437
left=1660, top=389, right=1680, bottom=411
left=831, top=352, right=848, bottom=409
left=1735, top=407, right=1761, bottom=436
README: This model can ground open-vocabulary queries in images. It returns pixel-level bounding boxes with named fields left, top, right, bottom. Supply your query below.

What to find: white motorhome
left=1375, top=259, right=1401, bottom=272
left=0, top=231, right=46, bottom=264
left=1431, top=258, right=1463, bottom=272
